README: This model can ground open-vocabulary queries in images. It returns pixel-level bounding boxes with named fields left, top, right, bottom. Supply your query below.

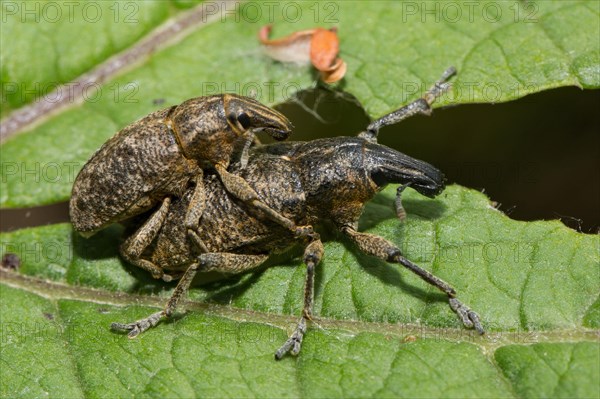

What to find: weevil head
left=290, top=138, right=444, bottom=224
left=224, top=94, right=293, bottom=141
left=365, top=141, right=445, bottom=198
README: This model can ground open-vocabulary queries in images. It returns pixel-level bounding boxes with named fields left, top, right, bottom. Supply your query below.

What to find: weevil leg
left=111, top=261, right=200, bottom=338
left=184, top=171, right=205, bottom=230
left=120, top=197, right=171, bottom=281
left=187, top=230, right=209, bottom=253
left=183, top=172, right=210, bottom=253
left=276, top=236, right=324, bottom=359
left=124, top=176, right=210, bottom=275
left=359, top=66, right=456, bottom=142
left=111, top=253, right=268, bottom=338
left=340, top=225, right=484, bottom=334
left=196, top=253, right=268, bottom=274
left=449, top=298, right=483, bottom=333
left=215, top=163, right=314, bottom=237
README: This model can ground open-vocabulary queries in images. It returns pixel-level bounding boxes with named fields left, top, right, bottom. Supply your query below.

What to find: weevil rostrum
left=109, top=67, right=484, bottom=359
left=70, top=94, right=314, bottom=282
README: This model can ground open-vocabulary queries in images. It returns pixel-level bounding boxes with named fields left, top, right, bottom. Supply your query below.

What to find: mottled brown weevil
left=70, top=94, right=313, bottom=282
left=112, top=67, right=485, bottom=359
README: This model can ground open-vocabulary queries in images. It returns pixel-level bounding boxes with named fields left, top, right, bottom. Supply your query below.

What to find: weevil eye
left=237, top=112, right=252, bottom=130
left=227, top=112, right=251, bottom=132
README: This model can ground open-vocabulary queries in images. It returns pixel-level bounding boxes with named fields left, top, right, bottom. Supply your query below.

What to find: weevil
left=70, top=94, right=313, bottom=282
left=112, top=67, right=484, bottom=359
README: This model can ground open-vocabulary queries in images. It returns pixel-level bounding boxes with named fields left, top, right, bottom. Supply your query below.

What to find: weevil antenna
left=395, top=183, right=412, bottom=221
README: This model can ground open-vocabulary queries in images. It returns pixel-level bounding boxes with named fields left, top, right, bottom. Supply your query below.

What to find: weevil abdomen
left=70, top=108, right=199, bottom=235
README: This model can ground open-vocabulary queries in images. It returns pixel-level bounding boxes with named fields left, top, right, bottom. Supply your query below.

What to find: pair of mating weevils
left=70, top=67, right=484, bottom=359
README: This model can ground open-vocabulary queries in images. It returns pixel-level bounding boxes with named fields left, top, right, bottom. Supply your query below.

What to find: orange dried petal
left=259, top=24, right=315, bottom=64
left=310, top=28, right=340, bottom=70
left=259, top=25, right=346, bottom=82
left=320, top=59, right=347, bottom=83
left=259, top=24, right=316, bottom=46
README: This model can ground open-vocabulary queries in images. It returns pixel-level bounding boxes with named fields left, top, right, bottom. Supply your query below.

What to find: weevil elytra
left=70, top=94, right=314, bottom=282
left=111, top=67, right=484, bottom=359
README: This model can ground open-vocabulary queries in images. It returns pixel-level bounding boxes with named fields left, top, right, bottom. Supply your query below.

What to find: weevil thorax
left=292, top=138, right=380, bottom=224
left=167, top=95, right=237, bottom=167
left=223, top=94, right=293, bottom=141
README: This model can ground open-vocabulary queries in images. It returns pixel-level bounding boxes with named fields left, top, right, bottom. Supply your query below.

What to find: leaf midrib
left=2, top=269, right=597, bottom=357
left=0, top=1, right=230, bottom=143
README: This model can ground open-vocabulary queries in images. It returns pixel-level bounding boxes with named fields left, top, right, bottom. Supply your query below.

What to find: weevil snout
left=371, top=164, right=445, bottom=198
left=366, top=142, right=445, bottom=198
left=225, top=95, right=293, bottom=140
left=261, top=122, right=293, bottom=141
left=407, top=171, right=445, bottom=198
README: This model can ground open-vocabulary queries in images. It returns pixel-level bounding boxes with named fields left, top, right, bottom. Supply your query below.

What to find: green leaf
left=1, top=1, right=599, bottom=397
left=1, top=0, right=599, bottom=207
left=1, top=185, right=598, bottom=398
left=495, top=342, right=600, bottom=399
left=0, top=1, right=173, bottom=115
